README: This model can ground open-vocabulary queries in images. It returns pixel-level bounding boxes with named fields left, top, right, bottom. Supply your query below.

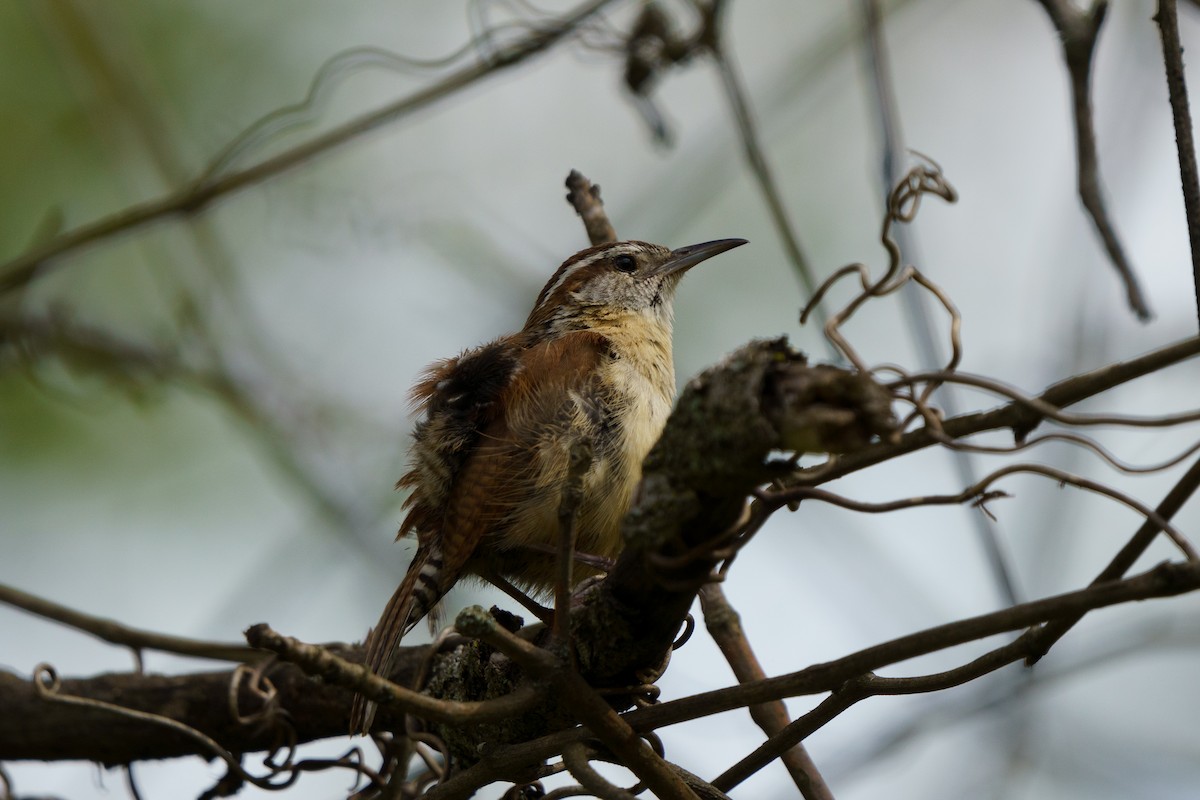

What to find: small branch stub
left=565, top=170, right=618, bottom=246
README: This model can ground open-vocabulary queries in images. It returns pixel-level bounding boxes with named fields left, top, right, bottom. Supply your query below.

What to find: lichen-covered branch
left=0, top=643, right=415, bottom=763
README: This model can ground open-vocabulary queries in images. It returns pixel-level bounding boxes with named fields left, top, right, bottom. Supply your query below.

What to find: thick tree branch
left=0, top=643, right=419, bottom=763
left=244, top=624, right=541, bottom=727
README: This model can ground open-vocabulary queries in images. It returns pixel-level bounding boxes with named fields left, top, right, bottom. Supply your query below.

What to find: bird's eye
left=613, top=254, right=637, bottom=273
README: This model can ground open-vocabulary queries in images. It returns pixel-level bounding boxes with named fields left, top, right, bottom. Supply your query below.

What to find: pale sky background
left=3, top=2, right=1199, bottom=799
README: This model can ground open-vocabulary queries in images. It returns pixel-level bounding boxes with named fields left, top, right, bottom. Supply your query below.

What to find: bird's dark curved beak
left=654, top=238, right=748, bottom=278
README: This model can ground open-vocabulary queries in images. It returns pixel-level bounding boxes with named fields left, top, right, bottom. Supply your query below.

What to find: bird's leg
left=517, top=541, right=616, bottom=573
left=554, top=438, right=593, bottom=643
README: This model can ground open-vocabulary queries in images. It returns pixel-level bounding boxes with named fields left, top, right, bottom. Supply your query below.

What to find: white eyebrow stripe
left=539, top=242, right=645, bottom=304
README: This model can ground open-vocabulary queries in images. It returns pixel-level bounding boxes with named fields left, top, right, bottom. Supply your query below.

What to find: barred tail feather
left=349, top=547, right=445, bottom=735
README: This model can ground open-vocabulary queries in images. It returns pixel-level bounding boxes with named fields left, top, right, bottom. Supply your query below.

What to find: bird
left=350, top=237, right=747, bottom=734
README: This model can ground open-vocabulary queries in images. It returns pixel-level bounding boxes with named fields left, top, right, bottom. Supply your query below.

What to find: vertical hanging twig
left=697, top=1, right=836, bottom=347
left=1154, top=0, right=1200, bottom=330
left=1036, top=0, right=1153, bottom=320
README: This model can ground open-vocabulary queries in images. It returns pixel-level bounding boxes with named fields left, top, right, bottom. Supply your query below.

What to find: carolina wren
left=350, top=237, right=747, bottom=733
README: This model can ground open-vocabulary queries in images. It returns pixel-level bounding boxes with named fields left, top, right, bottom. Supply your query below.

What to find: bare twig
left=565, top=170, right=618, bottom=246
left=770, top=461, right=1198, bottom=561
left=0, top=582, right=259, bottom=663
left=794, top=335, right=1200, bottom=486
left=858, top=0, right=1020, bottom=608
left=704, top=10, right=831, bottom=338
left=200, top=42, right=491, bottom=182
left=698, top=584, right=835, bottom=800
left=0, top=0, right=619, bottom=295
left=1035, top=0, right=1152, bottom=320
left=934, top=429, right=1200, bottom=476
left=1023, top=453, right=1200, bottom=663
left=893, top=369, right=1200, bottom=429
left=469, top=559, right=1200, bottom=781
left=1154, top=0, right=1200, bottom=329
left=559, top=170, right=611, bottom=641
left=800, top=159, right=959, bottom=380
left=760, top=483, right=1010, bottom=517
left=562, top=741, right=640, bottom=800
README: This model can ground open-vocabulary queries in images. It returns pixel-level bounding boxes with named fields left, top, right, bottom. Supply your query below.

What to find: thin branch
left=760, top=484, right=1010, bottom=517
left=770, top=461, right=1198, bottom=561
left=0, top=582, right=259, bottom=663
left=858, top=0, right=1020, bottom=608
left=1035, top=0, right=1152, bottom=320
left=705, top=16, right=832, bottom=340
left=1154, top=0, right=1200, bottom=329
left=934, top=430, right=1200, bottom=476
left=710, top=688, right=860, bottom=793
left=794, top=335, right=1200, bottom=486
left=817, top=619, right=1195, bottom=782
left=893, top=369, right=1200, bottom=429
left=714, top=593, right=1200, bottom=792
left=698, top=584, right=835, bottom=800
left=199, top=42, right=492, bottom=182
left=469, top=541, right=1200, bottom=781
left=1023, top=452, right=1200, bottom=663
left=562, top=742, right=640, bottom=800
left=0, top=0, right=619, bottom=295
left=620, top=559, right=1200, bottom=739
left=565, top=170, right=618, bottom=245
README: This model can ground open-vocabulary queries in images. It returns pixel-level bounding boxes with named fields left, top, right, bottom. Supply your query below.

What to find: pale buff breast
left=577, top=326, right=675, bottom=554
left=487, top=325, right=676, bottom=589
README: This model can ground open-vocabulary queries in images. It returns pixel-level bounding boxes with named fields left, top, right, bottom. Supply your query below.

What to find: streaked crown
left=524, top=238, right=746, bottom=332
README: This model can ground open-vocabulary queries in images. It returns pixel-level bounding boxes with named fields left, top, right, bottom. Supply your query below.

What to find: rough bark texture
left=426, top=338, right=894, bottom=762
left=0, top=644, right=423, bottom=764
left=2, top=338, right=895, bottom=767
